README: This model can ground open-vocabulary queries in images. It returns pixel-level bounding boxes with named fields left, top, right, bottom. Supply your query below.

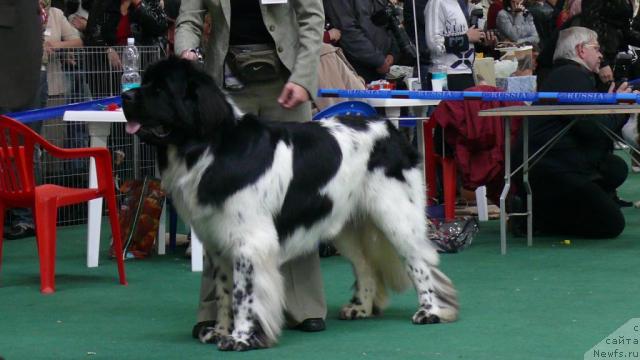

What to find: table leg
left=500, top=118, right=512, bottom=255
left=191, top=227, right=203, bottom=272
left=523, top=117, right=533, bottom=247
left=157, top=202, right=166, bottom=255
left=384, top=107, right=401, bottom=127
left=86, top=122, right=111, bottom=267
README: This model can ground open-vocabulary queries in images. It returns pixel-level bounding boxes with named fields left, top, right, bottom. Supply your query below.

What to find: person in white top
left=424, top=0, right=488, bottom=90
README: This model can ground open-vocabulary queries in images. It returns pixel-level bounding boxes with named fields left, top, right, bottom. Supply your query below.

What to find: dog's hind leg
left=365, top=170, right=459, bottom=324
left=217, top=228, right=284, bottom=351
left=333, top=222, right=378, bottom=320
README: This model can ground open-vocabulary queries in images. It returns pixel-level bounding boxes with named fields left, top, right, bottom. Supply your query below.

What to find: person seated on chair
left=515, top=26, right=631, bottom=238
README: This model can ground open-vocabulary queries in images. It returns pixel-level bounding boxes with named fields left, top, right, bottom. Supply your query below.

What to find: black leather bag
left=226, top=43, right=284, bottom=83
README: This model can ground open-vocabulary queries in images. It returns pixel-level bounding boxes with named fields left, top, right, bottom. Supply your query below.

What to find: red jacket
left=430, top=85, right=523, bottom=202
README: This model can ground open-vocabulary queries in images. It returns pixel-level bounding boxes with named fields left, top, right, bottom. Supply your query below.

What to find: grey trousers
left=196, top=76, right=327, bottom=325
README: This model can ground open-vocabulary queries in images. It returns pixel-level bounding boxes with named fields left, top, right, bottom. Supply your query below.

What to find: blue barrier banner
left=317, top=89, right=640, bottom=104
left=4, top=96, right=122, bottom=124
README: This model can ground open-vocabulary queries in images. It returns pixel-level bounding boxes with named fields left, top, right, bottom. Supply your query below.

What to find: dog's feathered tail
left=365, top=228, right=412, bottom=309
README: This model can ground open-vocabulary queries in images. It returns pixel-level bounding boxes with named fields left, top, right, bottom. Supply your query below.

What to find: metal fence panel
left=37, top=46, right=162, bottom=226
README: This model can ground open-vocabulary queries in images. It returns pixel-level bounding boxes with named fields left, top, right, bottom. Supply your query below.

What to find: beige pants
left=196, top=76, right=327, bottom=325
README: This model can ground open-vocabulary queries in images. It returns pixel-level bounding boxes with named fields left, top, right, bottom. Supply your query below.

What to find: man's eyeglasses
left=583, top=43, right=601, bottom=52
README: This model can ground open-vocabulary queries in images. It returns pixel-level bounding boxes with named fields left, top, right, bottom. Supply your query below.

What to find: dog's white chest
left=160, top=147, right=213, bottom=225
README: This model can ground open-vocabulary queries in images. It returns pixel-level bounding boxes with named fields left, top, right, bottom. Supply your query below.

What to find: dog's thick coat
left=122, top=58, right=458, bottom=351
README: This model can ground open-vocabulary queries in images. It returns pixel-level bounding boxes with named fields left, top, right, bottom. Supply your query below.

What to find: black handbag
left=226, top=43, right=284, bottom=83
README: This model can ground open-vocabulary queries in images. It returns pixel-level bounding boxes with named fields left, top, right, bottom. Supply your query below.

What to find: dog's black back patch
left=335, top=115, right=377, bottom=131
left=367, top=121, right=420, bottom=181
left=194, top=116, right=342, bottom=243
left=272, top=122, right=342, bottom=243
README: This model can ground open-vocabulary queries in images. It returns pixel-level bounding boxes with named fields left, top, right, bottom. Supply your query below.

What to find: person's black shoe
left=192, top=320, right=217, bottom=339
left=4, top=224, right=35, bottom=240
left=295, top=318, right=325, bottom=332
left=319, top=243, right=338, bottom=257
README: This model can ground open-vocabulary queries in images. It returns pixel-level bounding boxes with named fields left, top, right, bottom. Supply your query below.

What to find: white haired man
left=518, top=26, right=632, bottom=238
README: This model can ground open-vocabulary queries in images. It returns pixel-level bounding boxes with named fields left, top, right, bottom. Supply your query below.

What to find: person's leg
left=597, top=153, right=628, bottom=192
left=530, top=168, right=625, bottom=238
left=5, top=70, right=47, bottom=239
left=248, top=78, right=326, bottom=329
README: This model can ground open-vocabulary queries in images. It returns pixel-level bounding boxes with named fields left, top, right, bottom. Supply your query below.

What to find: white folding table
left=62, top=110, right=204, bottom=271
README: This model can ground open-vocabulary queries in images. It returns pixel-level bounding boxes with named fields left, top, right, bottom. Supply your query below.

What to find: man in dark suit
left=0, top=0, right=43, bottom=239
left=0, top=0, right=42, bottom=112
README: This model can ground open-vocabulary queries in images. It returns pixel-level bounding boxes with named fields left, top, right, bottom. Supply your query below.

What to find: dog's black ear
left=195, top=76, right=235, bottom=136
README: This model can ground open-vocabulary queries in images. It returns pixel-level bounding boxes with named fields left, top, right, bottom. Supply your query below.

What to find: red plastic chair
left=422, top=119, right=457, bottom=221
left=0, top=115, right=126, bottom=293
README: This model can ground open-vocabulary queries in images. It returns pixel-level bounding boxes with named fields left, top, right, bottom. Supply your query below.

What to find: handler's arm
left=287, top=0, right=325, bottom=101
left=174, top=0, right=206, bottom=56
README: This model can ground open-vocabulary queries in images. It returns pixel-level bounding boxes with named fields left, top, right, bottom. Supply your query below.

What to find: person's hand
left=467, top=25, right=485, bottom=43
left=481, top=29, right=498, bottom=46
left=599, top=65, right=614, bottom=83
left=278, top=82, right=309, bottom=109
left=512, top=0, right=525, bottom=12
left=376, top=54, right=394, bottom=74
left=180, top=49, right=200, bottom=61
left=69, top=15, right=87, bottom=31
left=608, top=81, right=632, bottom=94
left=107, top=48, right=122, bottom=70
left=43, top=40, right=55, bottom=56
left=328, top=28, right=341, bottom=42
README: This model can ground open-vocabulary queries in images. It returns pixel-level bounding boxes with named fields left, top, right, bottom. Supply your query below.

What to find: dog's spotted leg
left=218, top=255, right=270, bottom=351
left=365, top=170, right=458, bottom=325
left=199, top=250, right=233, bottom=345
left=407, top=259, right=458, bottom=324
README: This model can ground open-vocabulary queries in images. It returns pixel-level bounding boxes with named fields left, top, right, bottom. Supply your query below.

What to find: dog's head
left=122, top=57, right=236, bottom=146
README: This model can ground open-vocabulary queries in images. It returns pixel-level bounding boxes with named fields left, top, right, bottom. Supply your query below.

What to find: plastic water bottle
left=121, top=37, right=141, bottom=92
left=431, top=62, right=448, bottom=92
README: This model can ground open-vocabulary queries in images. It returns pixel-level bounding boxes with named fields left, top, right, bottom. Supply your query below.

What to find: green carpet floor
left=1, top=173, right=639, bottom=359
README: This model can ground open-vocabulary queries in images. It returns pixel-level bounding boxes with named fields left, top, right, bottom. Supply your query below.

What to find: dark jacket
left=0, top=0, right=43, bottom=110
left=85, top=0, right=167, bottom=48
left=403, top=0, right=429, bottom=62
left=581, top=0, right=639, bottom=68
left=323, top=0, right=399, bottom=83
left=526, top=0, right=554, bottom=47
left=526, top=59, right=628, bottom=180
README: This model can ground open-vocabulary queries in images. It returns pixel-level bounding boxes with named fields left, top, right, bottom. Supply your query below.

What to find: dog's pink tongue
left=126, top=122, right=141, bottom=134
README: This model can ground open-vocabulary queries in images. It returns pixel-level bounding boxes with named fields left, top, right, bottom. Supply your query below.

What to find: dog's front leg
left=217, top=251, right=282, bottom=351
left=198, top=249, right=233, bottom=344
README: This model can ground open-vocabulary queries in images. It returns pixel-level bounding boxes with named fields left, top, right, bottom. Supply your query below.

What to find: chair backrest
left=312, top=101, right=377, bottom=120
left=0, top=115, right=42, bottom=202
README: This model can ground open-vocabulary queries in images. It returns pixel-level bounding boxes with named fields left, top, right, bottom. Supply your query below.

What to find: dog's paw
left=411, top=308, right=441, bottom=324
left=217, top=336, right=236, bottom=351
left=216, top=332, right=270, bottom=351
left=339, top=303, right=372, bottom=320
left=198, top=324, right=229, bottom=345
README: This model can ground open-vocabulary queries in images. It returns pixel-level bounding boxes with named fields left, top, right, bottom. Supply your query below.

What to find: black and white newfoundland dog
left=122, top=58, right=458, bottom=351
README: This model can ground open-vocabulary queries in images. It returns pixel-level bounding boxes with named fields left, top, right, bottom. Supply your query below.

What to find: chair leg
left=0, top=203, right=5, bottom=271
left=34, top=196, right=59, bottom=294
left=423, top=124, right=437, bottom=205
left=169, top=201, right=178, bottom=251
left=104, top=191, right=127, bottom=286
left=442, top=157, right=457, bottom=222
